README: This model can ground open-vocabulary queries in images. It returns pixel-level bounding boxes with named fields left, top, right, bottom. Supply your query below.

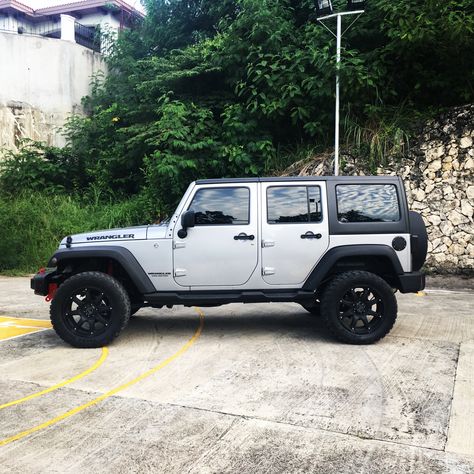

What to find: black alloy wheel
left=63, top=287, right=112, bottom=337
left=337, top=286, right=384, bottom=335
left=50, top=272, right=131, bottom=348
left=321, top=271, right=397, bottom=344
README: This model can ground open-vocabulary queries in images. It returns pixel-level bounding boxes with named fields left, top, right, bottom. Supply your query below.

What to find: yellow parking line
left=0, top=308, right=205, bottom=447
left=0, top=316, right=52, bottom=342
left=0, top=347, right=108, bottom=410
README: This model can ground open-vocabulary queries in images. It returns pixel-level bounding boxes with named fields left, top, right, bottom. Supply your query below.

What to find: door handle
left=234, top=233, right=255, bottom=241
left=301, top=231, right=322, bottom=239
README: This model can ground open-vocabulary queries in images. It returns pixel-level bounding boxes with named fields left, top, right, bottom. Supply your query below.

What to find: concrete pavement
left=0, top=277, right=473, bottom=473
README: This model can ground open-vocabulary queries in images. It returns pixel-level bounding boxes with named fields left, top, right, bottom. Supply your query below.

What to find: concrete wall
left=0, top=31, right=106, bottom=150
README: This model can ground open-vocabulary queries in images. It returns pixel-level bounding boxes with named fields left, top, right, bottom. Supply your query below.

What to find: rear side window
left=267, top=186, right=322, bottom=224
left=189, top=187, right=250, bottom=225
left=336, top=184, right=400, bottom=223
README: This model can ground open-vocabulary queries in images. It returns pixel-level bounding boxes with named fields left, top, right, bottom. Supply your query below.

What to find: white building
left=0, top=0, right=143, bottom=52
left=0, top=0, right=143, bottom=151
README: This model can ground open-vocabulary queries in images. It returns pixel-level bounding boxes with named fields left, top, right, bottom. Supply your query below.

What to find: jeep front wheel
left=50, top=271, right=131, bottom=348
left=320, top=271, right=397, bottom=344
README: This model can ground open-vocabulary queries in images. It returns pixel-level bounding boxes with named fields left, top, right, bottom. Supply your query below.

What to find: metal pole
left=334, top=13, right=341, bottom=176
left=318, top=10, right=363, bottom=175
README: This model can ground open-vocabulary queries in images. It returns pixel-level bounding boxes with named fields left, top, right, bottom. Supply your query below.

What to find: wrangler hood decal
left=60, top=226, right=149, bottom=246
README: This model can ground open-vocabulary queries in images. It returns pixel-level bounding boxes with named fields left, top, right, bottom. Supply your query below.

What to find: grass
left=341, top=105, right=427, bottom=171
left=0, top=193, right=153, bottom=274
left=265, top=143, right=323, bottom=175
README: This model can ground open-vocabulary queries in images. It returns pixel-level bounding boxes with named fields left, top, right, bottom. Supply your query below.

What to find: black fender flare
left=48, top=246, right=155, bottom=294
left=302, top=244, right=404, bottom=291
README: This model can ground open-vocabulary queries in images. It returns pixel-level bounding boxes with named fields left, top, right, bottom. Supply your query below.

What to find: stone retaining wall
left=284, top=104, right=474, bottom=274
left=376, top=105, right=473, bottom=274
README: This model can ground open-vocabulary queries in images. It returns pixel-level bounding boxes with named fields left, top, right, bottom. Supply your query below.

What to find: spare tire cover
left=409, top=211, right=428, bottom=271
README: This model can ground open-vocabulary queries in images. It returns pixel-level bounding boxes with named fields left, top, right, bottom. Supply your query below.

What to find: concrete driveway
left=0, top=277, right=473, bottom=473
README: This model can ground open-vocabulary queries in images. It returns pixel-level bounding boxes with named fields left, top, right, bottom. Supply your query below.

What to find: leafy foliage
left=0, top=193, right=154, bottom=273
left=1, top=0, right=473, bottom=217
left=0, top=140, right=84, bottom=195
left=343, top=105, right=421, bottom=171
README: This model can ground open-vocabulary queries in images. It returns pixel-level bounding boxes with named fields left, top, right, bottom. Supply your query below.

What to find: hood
left=60, top=226, right=149, bottom=246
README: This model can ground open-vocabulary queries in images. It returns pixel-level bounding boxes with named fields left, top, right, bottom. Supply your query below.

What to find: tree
left=4, top=0, right=473, bottom=215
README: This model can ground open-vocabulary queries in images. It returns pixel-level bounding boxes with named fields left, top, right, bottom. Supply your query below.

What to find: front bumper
left=397, top=271, right=425, bottom=293
left=30, top=268, right=57, bottom=296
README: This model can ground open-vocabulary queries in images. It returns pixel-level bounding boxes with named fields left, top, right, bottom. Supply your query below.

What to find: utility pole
left=335, top=13, right=341, bottom=176
left=316, top=2, right=365, bottom=176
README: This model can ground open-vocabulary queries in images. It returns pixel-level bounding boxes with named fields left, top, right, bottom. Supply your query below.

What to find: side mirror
left=178, top=210, right=195, bottom=238
left=181, top=210, right=195, bottom=229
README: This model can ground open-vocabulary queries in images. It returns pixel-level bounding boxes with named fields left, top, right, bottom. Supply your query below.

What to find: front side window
left=336, top=184, right=400, bottom=223
left=189, top=187, right=250, bottom=225
left=267, top=186, right=322, bottom=224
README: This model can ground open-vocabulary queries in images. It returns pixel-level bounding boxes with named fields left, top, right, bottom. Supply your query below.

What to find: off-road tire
left=321, top=271, right=397, bottom=345
left=130, top=303, right=143, bottom=317
left=301, top=301, right=321, bottom=317
left=50, top=271, right=131, bottom=348
left=409, top=211, right=428, bottom=271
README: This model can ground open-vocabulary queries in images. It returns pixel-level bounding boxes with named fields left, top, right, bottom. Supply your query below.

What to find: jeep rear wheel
left=50, top=271, right=131, bottom=348
left=321, top=271, right=397, bottom=344
left=301, top=301, right=321, bottom=317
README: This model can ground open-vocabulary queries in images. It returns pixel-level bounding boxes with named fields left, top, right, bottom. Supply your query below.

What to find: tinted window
left=336, top=184, right=400, bottom=223
left=189, top=187, right=250, bottom=225
left=267, top=186, right=322, bottom=224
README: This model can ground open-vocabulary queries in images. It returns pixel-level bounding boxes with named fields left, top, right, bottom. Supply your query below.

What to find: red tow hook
left=45, top=283, right=58, bottom=302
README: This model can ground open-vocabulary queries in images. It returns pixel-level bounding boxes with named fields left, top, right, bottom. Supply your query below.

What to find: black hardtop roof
left=195, top=176, right=401, bottom=185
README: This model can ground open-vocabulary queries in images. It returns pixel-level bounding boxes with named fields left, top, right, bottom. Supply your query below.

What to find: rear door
left=261, top=181, right=329, bottom=286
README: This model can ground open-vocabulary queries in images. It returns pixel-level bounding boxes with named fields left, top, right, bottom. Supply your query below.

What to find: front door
left=261, top=182, right=329, bottom=285
left=173, top=184, right=259, bottom=287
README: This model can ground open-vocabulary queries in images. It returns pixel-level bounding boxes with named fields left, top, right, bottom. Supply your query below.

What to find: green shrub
left=0, top=140, right=84, bottom=195
left=0, top=194, right=155, bottom=274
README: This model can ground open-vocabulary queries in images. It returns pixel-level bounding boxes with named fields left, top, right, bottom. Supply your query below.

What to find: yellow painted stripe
left=0, top=316, right=52, bottom=341
left=0, top=347, right=108, bottom=410
left=0, top=308, right=204, bottom=447
left=0, top=327, right=45, bottom=340
left=0, top=316, right=52, bottom=328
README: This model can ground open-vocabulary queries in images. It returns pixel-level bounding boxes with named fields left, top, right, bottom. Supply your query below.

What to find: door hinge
left=173, top=241, right=186, bottom=249
left=174, top=269, right=187, bottom=277
left=262, top=267, right=275, bottom=276
left=262, top=240, right=275, bottom=248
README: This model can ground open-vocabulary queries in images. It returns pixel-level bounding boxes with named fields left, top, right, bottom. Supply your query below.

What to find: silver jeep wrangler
left=31, top=176, right=427, bottom=347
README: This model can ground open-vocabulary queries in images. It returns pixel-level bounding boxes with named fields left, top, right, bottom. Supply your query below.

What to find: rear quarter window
left=336, top=184, right=400, bottom=223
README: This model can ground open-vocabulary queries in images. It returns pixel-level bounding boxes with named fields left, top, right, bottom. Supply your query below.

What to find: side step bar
left=144, top=289, right=316, bottom=307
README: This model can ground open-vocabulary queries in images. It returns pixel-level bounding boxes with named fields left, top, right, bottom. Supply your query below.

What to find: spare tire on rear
left=409, top=211, right=428, bottom=271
